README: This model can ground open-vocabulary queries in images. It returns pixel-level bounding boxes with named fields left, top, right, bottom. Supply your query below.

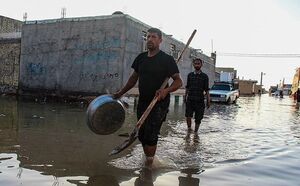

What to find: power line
left=217, top=52, right=300, bottom=58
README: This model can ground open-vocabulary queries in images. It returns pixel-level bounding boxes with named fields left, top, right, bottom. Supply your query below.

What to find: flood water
left=0, top=94, right=299, bottom=186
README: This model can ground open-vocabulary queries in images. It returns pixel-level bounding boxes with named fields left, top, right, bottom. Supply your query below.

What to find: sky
left=1, top=0, right=300, bottom=88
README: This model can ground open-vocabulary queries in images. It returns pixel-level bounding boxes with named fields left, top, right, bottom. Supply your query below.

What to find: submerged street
left=0, top=95, right=299, bottom=186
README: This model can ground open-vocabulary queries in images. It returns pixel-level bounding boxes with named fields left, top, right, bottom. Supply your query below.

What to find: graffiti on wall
left=20, top=29, right=124, bottom=92
left=73, top=50, right=121, bottom=64
left=73, top=37, right=121, bottom=50
left=26, top=63, right=45, bottom=75
left=79, top=72, right=119, bottom=82
left=93, top=50, right=119, bottom=62
left=63, top=37, right=121, bottom=51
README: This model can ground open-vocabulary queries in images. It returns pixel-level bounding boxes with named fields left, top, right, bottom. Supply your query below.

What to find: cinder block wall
left=0, top=16, right=22, bottom=33
left=0, top=39, right=21, bottom=94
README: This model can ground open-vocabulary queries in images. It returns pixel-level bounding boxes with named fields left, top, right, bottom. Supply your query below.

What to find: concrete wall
left=20, top=15, right=127, bottom=96
left=0, top=39, right=21, bottom=94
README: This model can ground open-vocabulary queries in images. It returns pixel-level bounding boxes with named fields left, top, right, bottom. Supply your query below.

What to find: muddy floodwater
left=0, top=95, right=299, bottom=186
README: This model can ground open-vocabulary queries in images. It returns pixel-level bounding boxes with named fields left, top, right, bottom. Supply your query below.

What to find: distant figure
left=296, top=88, right=300, bottom=109
left=113, top=28, right=183, bottom=167
left=184, top=58, right=210, bottom=133
left=279, top=90, right=284, bottom=98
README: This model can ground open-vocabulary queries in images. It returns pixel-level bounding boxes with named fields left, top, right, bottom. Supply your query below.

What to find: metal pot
left=86, top=94, right=125, bottom=135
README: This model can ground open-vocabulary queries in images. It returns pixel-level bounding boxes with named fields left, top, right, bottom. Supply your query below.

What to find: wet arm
left=166, top=73, right=183, bottom=93
left=156, top=73, right=183, bottom=101
left=206, top=90, right=211, bottom=108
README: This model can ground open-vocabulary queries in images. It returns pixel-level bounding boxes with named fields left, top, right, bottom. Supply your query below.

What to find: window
left=142, top=31, right=147, bottom=52
left=170, top=44, right=178, bottom=59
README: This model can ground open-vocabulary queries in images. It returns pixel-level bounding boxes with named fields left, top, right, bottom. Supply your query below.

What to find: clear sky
left=2, top=0, right=299, bottom=88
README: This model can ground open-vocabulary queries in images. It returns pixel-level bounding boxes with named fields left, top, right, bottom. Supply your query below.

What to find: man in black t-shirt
left=184, top=58, right=210, bottom=133
left=114, top=28, right=183, bottom=167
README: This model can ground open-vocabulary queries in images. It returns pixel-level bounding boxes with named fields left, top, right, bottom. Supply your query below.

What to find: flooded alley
left=0, top=95, right=299, bottom=186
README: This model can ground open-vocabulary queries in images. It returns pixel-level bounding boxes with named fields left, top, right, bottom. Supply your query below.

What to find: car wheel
left=233, top=97, right=237, bottom=104
left=227, top=97, right=231, bottom=104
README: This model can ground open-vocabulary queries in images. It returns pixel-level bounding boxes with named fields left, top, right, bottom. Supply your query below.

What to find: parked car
left=271, top=90, right=280, bottom=96
left=209, top=82, right=239, bottom=104
left=271, top=90, right=283, bottom=98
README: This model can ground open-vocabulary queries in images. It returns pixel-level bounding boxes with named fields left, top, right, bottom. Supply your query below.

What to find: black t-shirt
left=131, top=50, right=179, bottom=104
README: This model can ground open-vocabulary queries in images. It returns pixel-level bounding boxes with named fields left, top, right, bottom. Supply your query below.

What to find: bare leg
left=194, top=123, right=200, bottom=133
left=186, top=117, right=192, bottom=131
left=143, top=145, right=157, bottom=167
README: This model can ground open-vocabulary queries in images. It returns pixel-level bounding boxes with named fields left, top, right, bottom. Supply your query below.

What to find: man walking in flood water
left=113, top=28, right=183, bottom=167
left=184, top=58, right=210, bottom=133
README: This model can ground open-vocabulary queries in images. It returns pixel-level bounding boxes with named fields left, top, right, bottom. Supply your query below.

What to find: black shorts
left=137, top=100, right=169, bottom=146
left=185, top=99, right=205, bottom=124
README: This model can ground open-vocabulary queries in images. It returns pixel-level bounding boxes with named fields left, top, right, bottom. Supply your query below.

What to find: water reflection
left=87, top=175, right=119, bottom=186
left=134, top=168, right=154, bottom=186
left=178, top=168, right=200, bottom=186
left=1, top=95, right=300, bottom=185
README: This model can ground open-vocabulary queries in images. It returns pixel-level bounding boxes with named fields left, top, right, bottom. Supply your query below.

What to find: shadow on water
left=1, top=95, right=300, bottom=185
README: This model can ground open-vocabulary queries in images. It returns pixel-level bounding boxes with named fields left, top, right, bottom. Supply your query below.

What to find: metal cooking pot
left=86, top=94, right=125, bottom=135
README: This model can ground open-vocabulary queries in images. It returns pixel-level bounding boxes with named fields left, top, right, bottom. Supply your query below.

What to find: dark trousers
left=137, top=100, right=169, bottom=146
left=185, top=99, right=205, bottom=124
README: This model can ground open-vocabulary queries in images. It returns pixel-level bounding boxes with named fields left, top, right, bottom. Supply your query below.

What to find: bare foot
left=144, top=156, right=154, bottom=169
left=187, top=128, right=193, bottom=133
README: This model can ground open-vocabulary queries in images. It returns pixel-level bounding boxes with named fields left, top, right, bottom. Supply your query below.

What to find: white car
left=209, top=83, right=239, bottom=104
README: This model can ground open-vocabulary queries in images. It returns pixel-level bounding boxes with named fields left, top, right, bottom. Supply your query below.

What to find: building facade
left=19, top=13, right=216, bottom=96
left=238, top=80, right=257, bottom=95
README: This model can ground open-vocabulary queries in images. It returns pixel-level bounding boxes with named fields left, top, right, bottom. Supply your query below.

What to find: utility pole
left=23, top=12, right=27, bottom=22
left=61, top=7, right=66, bottom=18
left=260, top=72, right=266, bottom=94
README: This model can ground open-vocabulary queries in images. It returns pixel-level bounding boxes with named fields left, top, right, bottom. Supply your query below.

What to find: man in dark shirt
left=114, top=28, right=183, bottom=167
left=185, top=58, right=210, bottom=133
